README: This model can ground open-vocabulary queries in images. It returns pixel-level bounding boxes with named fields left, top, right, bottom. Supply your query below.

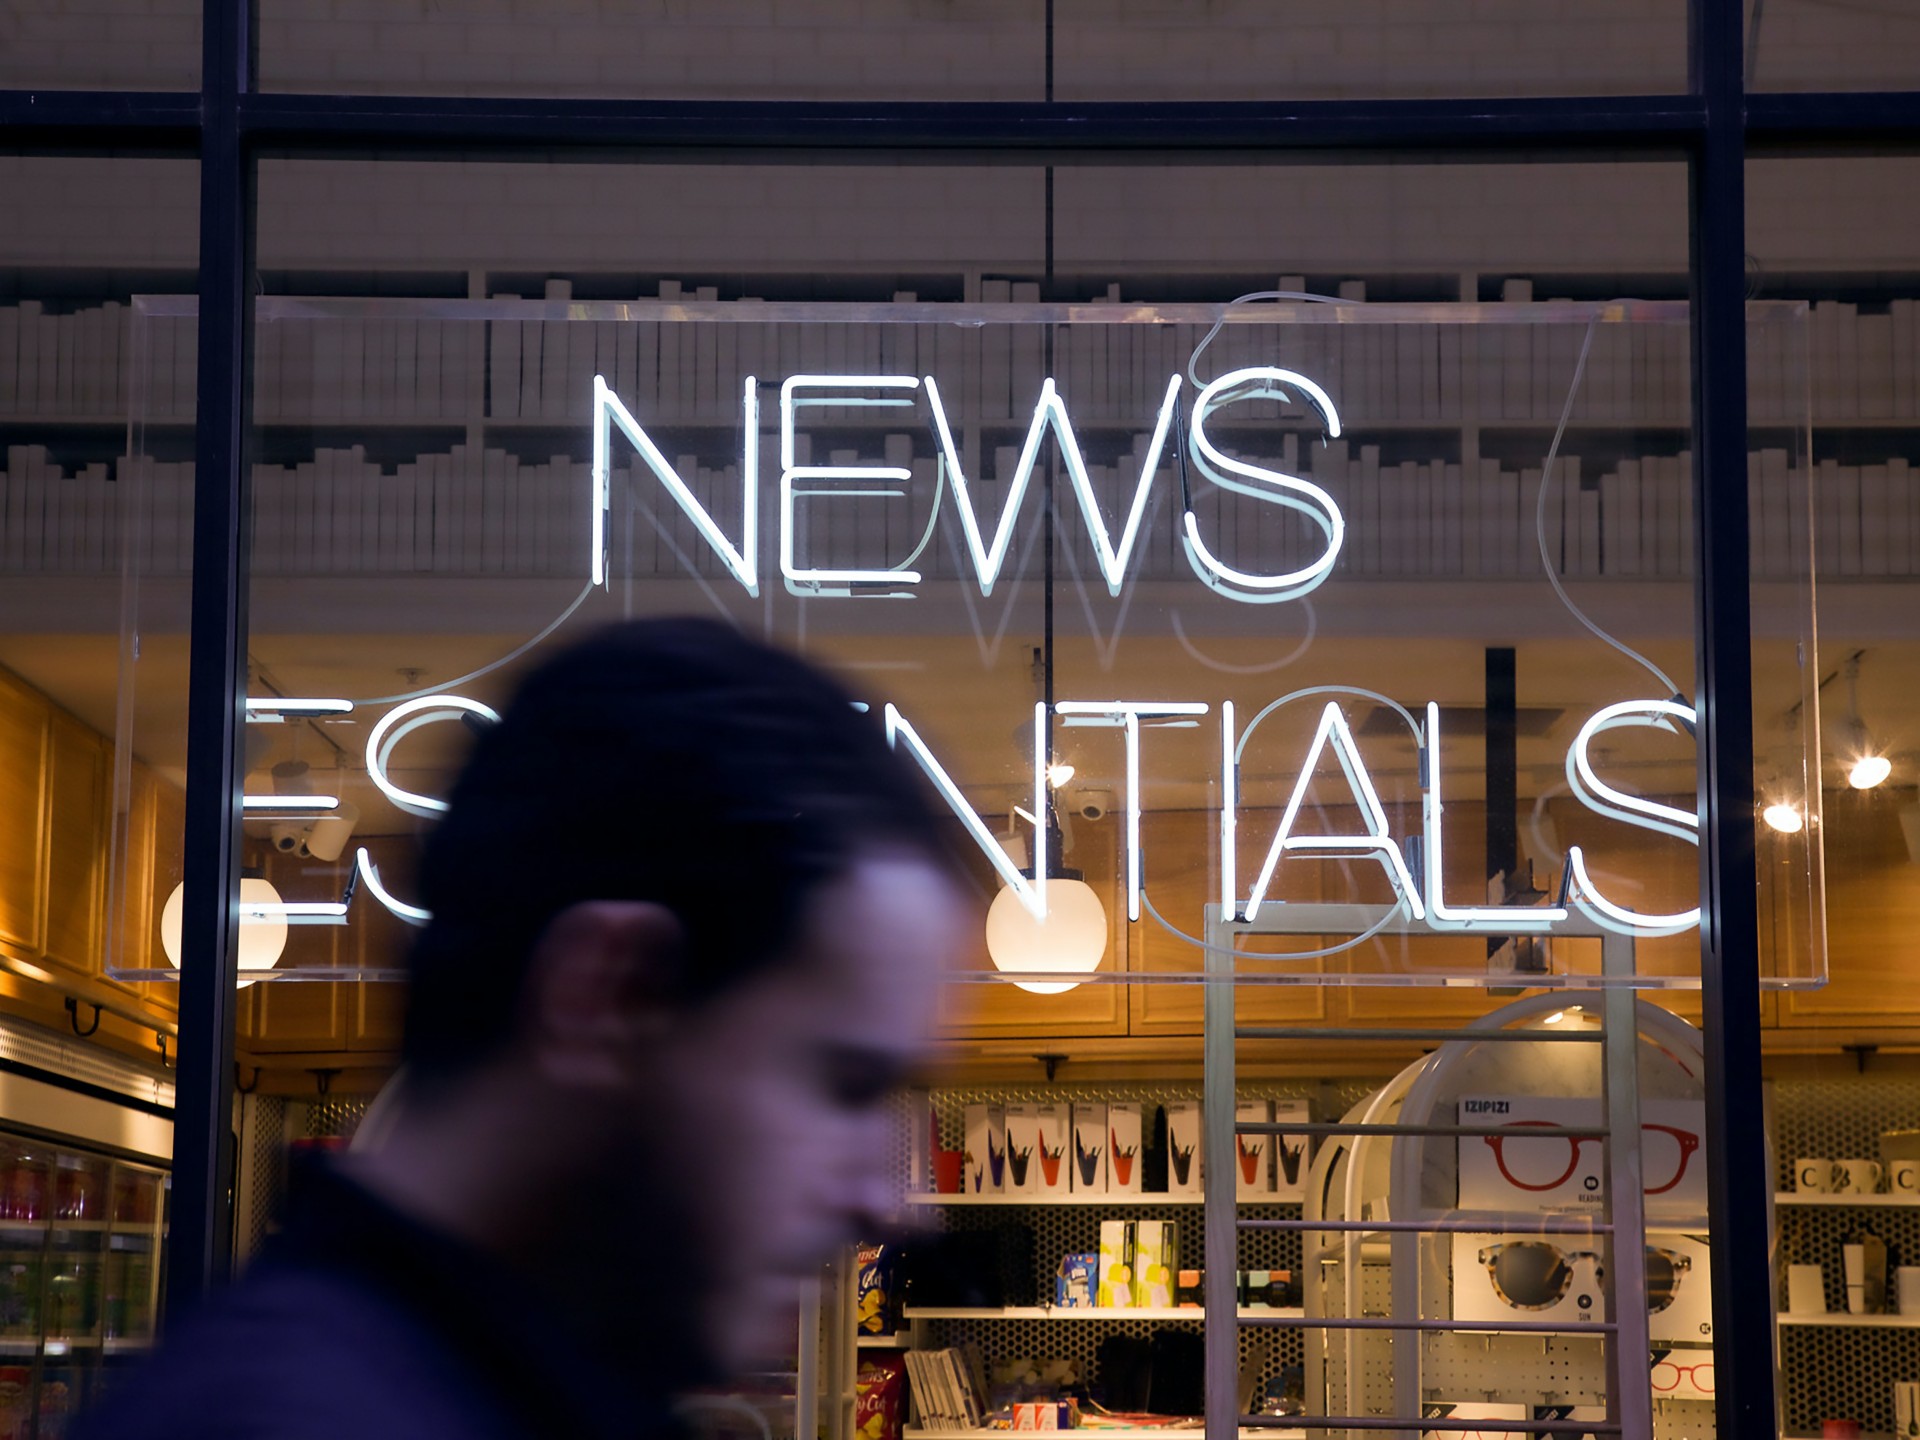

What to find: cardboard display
left=1457, top=1094, right=1707, bottom=1217
left=963, top=1104, right=1006, bottom=1196
left=1108, top=1104, right=1144, bottom=1195
left=1450, top=1230, right=1712, bottom=1343
left=1071, top=1103, right=1107, bottom=1193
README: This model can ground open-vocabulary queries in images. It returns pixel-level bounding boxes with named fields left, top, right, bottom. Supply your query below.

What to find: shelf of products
left=1774, top=1192, right=1920, bottom=1207
left=902, top=1307, right=1303, bottom=1322
left=1776, top=1313, right=1920, bottom=1328
left=904, top=1429, right=1307, bottom=1439
left=905, top=1194, right=1275, bottom=1208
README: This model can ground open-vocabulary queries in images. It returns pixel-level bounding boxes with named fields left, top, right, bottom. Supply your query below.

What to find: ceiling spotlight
left=1848, top=753, right=1892, bottom=791
left=1762, top=801, right=1805, bottom=834
left=1840, top=654, right=1893, bottom=790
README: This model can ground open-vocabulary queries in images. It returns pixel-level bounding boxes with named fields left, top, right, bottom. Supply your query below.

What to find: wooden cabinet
left=0, top=668, right=50, bottom=960
left=42, top=710, right=109, bottom=978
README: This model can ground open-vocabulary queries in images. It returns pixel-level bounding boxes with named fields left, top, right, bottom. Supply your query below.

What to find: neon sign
left=591, top=368, right=1347, bottom=603
left=235, top=367, right=1702, bottom=956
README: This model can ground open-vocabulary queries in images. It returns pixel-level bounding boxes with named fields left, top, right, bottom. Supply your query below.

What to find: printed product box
left=1450, top=1230, right=1712, bottom=1343
left=1034, top=1103, right=1071, bottom=1196
left=1165, top=1101, right=1204, bottom=1195
left=1003, top=1103, right=1042, bottom=1194
left=1107, top=1104, right=1144, bottom=1195
left=1071, top=1103, right=1108, bottom=1193
left=1096, top=1220, right=1134, bottom=1307
left=1235, top=1100, right=1273, bottom=1198
left=963, top=1104, right=1006, bottom=1196
left=1456, top=1095, right=1707, bottom=1216
left=1273, top=1099, right=1314, bottom=1200
left=1011, top=1402, right=1074, bottom=1430
left=1054, top=1253, right=1096, bottom=1308
left=1133, top=1219, right=1178, bottom=1308
left=1175, top=1268, right=1203, bottom=1308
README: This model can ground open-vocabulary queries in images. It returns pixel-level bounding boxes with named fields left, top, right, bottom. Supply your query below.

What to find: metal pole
left=1599, top=935, right=1652, bottom=1440
left=1690, top=0, right=1777, bottom=1432
left=168, top=0, right=254, bottom=1319
left=1204, top=936, right=1237, bottom=1440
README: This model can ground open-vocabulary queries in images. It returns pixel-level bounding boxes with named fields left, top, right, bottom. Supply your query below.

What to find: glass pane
left=0, top=0, right=199, bottom=89
left=234, top=152, right=1748, bottom=1435
left=0, top=155, right=196, bottom=1032
left=1749, top=157, right=1920, bottom=1023
left=1753, top=154, right=1920, bottom=1440
left=1055, top=0, right=1688, bottom=99
left=1748, top=0, right=1920, bottom=92
left=256, top=1, right=1043, bottom=99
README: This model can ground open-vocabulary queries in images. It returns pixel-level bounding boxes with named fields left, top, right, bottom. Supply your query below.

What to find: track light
left=1841, top=655, right=1892, bottom=790
left=1762, top=802, right=1805, bottom=834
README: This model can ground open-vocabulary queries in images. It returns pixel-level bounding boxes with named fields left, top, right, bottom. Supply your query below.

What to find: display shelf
left=905, top=1428, right=1306, bottom=1439
left=1774, top=1192, right=1920, bottom=1207
left=855, top=1333, right=915, bottom=1349
left=102, top=1338, right=154, bottom=1356
left=1775, top=1313, right=1920, bottom=1328
left=0, top=1339, right=34, bottom=1356
left=41, top=1338, right=101, bottom=1355
left=903, top=1307, right=1303, bottom=1322
left=905, top=1193, right=1298, bottom=1208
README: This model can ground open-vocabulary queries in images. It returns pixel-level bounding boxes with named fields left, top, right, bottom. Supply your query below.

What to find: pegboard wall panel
left=305, top=1096, right=371, bottom=1141
left=241, top=1096, right=288, bottom=1262
left=1773, top=1073, right=1920, bottom=1437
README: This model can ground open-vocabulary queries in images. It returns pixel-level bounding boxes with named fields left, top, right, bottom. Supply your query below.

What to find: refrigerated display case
left=0, top=1136, right=164, bottom=1439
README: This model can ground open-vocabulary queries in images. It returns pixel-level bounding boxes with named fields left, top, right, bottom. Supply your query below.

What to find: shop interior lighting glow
left=1848, top=753, right=1892, bottom=790
left=1763, top=802, right=1805, bottom=834
left=159, top=877, right=287, bottom=986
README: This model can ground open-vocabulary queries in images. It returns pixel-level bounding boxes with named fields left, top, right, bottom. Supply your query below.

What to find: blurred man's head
left=380, top=619, right=967, bottom=1376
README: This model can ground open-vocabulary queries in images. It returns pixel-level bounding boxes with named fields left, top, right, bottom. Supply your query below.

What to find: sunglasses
left=1476, top=1241, right=1692, bottom=1312
left=1481, top=1120, right=1701, bottom=1196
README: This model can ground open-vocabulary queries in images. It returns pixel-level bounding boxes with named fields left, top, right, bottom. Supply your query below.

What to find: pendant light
left=159, top=872, right=288, bottom=988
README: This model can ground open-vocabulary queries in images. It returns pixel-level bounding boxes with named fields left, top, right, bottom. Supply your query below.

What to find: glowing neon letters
left=592, top=366, right=1346, bottom=604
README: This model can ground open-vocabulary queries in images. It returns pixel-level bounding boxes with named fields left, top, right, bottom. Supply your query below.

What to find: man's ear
left=522, top=900, right=685, bottom=1090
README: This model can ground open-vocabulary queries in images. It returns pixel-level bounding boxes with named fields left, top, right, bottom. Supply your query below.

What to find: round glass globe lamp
left=984, top=878, right=1107, bottom=995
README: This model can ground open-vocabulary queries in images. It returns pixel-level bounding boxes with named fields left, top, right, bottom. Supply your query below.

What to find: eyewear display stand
left=1202, top=907, right=1708, bottom=1440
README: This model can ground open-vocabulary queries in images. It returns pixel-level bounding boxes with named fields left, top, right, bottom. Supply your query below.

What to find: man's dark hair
left=401, top=618, right=946, bottom=1083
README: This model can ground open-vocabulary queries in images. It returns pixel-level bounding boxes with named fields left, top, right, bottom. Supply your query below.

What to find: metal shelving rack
left=1202, top=904, right=1667, bottom=1440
